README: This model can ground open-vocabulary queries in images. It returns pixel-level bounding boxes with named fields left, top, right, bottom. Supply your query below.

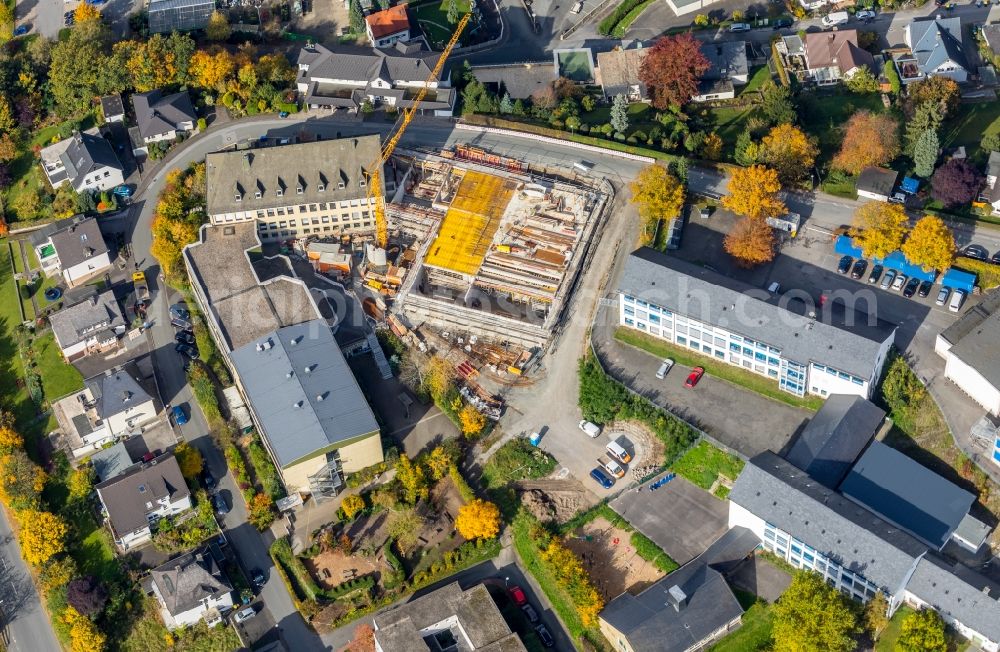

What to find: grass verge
left=614, top=326, right=824, bottom=411
left=708, top=599, right=774, bottom=652
left=671, top=440, right=744, bottom=492
left=481, top=438, right=556, bottom=489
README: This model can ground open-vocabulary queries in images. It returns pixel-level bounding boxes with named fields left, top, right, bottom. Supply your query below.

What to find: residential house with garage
left=855, top=166, right=900, bottom=202
left=692, top=41, right=749, bottom=102
left=48, top=290, right=126, bottom=361
left=801, top=30, right=874, bottom=85
left=296, top=41, right=456, bottom=115
left=131, top=89, right=198, bottom=153
left=30, top=215, right=113, bottom=287
left=149, top=546, right=234, bottom=629
left=365, top=4, right=411, bottom=48
left=893, top=17, right=969, bottom=84
left=980, top=151, right=1000, bottom=215
left=204, top=136, right=384, bottom=241
left=618, top=248, right=896, bottom=400
left=96, top=453, right=192, bottom=551
left=39, top=130, right=124, bottom=193
left=373, top=582, right=527, bottom=652
left=935, top=290, right=1000, bottom=418
left=729, top=435, right=999, bottom=651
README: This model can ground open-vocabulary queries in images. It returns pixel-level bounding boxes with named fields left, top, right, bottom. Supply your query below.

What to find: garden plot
left=517, top=478, right=591, bottom=523
left=304, top=549, right=387, bottom=590
left=564, top=516, right=665, bottom=601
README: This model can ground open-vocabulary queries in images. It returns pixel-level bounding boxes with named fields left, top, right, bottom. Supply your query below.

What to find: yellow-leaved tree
left=174, top=442, right=204, bottom=480
left=205, top=10, right=231, bottom=41
left=425, top=357, right=455, bottom=403
left=757, top=124, right=819, bottom=184
left=629, top=164, right=685, bottom=246
left=341, top=494, right=365, bottom=520
left=396, top=454, right=429, bottom=504
left=902, top=216, right=955, bottom=273
left=189, top=48, right=236, bottom=92
left=67, top=467, right=95, bottom=502
left=459, top=404, right=487, bottom=438
left=425, top=446, right=454, bottom=480
left=849, top=201, right=909, bottom=260
left=724, top=216, right=775, bottom=268
left=73, top=3, right=101, bottom=23
left=455, top=499, right=501, bottom=540
left=0, top=425, right=22, bottom=453
left=19, top=510, right=68, bottom=566
left=64, top=606, right=107, bottom=652
left=721, top=165, right=787, bottom=221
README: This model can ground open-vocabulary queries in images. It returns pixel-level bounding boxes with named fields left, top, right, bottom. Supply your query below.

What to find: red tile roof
left=366, top=5, right=410, bottom=40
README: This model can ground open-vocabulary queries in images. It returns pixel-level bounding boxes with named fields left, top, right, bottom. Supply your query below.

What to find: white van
left=607, top=440, right=631, bottom=464
left=949, top=289, right=966, bottom=313
left=570, top=1, right=583, bottom=13
left=602, top=458, right=625, bottom=478
left=578, top=420, right=601, bottom=438
left=821, top=11, right=849, bottom=26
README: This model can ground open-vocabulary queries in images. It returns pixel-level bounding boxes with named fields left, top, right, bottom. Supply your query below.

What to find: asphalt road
left=0, top=508, right=61, bottom=652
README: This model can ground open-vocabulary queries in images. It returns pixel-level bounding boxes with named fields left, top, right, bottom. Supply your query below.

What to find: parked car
left=880, top=269, right=896, bottom=290
left=655, top=358, right=674, bottom=379
left=170, top=304, right=190, bottom=320
left=201, top=470, right=216, bottom=491
left=837, top=255, right=853, bottom=274
left=171, top=317, right=192, bottom=330
left=63, top=11, right=75, bottom=25
left=684, top=367, right=705, bottom=388
left=175, top=331, right=195, bottom=345
left=903, top=277, right=920, bottom=298
left=535, top=624, right=555, bottom=648
left=950, top=289, right=967, bottom=312
left=234, top=607, right=256, bottom=624
left=856, top=9, right=876, bottom=19
left=171, top=405, right=188, bottom=426
left=936, top=286, right=951, bottom=306
left=964, top=244, right=989, bottom=260
left=891, top=273, right=907, bottom=291
left=992, top=251, right=1000, bottom=265
left=918, top=280, right=933, bottom=298
left=13, top=25, right=29, bottom=36
left=868, top=264, right=883, bottom=284
left=578, top=420, right=601, bottom=438
left=607, top=440, right=632, bottom=464
left=821, top=10, right=849, bottom=26
left=729, top=22, right=751, bottom=32
left=508, top=586, right=527, bottom=606
left=767, top=281, right=781, bottom=294
left=521, top=604, right=539, bottom=623
left=251, top=568, right=266, bottom=588
left=212, top=493, right=229, bottom=515
left=603, top=458, right=626, bottom=479
left=175, top=343, right=198, bottom=359
left=850, top=259, right=868, bottom=279
left=590, top=467, right=615, bottom=489
left=278, top=111, right=290, bottom=118
left=113, top=184, right=133, bottom=198
left=772, top=17, right=793, bottom=28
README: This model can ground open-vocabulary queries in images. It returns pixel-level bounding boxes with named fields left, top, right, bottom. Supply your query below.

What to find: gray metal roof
left=205, top=135, right=382, bottom=216
left=49, top=290, right=124, bottom=349
left=600, top=562, right=743, bottom=652
left=150, top=546, right=233, bottom=616
left=91, top=442, right=135, bottom=482
left=87, top=367, right=153, bottom=420
left=785, top=394, right=885, bottom=488
left=839, top=441, right=974, bottom=550
left=229, top=321, right=379, bottom=468
left=48, top=215, right=109, bottom=270
left=699, top=526, right=761, bottom=575
left=619, top=248, right=897, bottom=378
left=132, top=90, right=197, bottom=140
left=700, top=41, right=748, bottom=81
left=907, top=17, right=968, bottom=75
left=729, top=451, right=926, bottom=591
left=856, top=166, right=899, bottom=197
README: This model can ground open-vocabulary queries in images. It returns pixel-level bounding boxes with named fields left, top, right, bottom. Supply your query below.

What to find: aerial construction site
left=367, top=145, right=608, bottom=352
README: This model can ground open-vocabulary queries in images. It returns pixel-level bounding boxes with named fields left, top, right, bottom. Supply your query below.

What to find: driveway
left=610, top=476, right=729, bottom=566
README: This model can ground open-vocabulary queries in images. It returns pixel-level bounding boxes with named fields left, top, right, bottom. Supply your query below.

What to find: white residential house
left=296, top=41, right=456, bottom=116
left=897, top=17, right=970, bottom=84
left=365, top=5, right=411, bottom=48
left=29, top=215, right=113, bottom=287
left=39, top=130, right=124, bottom=193
left=48, top=291, right=126, bottom=362
left=149, top=547, right=235, bottom=629
left=95, top=453, right=192, bottom=551
left=131, top=90, right=198, bottom=153
left=936, top=291, right=1000, bottom=417
left=57, top=365, right=159, bottom=454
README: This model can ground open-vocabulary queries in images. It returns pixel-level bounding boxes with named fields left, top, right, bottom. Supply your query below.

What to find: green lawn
left=710, top=106, right=755, bottom=151
left=741, top=66, right=772, bottom=94
left=582, top=101, right=653, bottom=130
left=9, top=241, right=24, bottom=275
left=411, top=0, right=471, bottom=47
left=26, top=241, right=39, bottom=269
left=797, top=92, right=887, bottom=162
left=556, top=50, right=593, bottom=82
left=0, top=240, right=37, bottom=432
left=18, top=279, right=34, bottom=322
left=33, top=331, right=82, bottom=401
left=942, top=102, right=1000, bottom=160
left=709, top=600, right=774, bottom=652
left=614, top=326, right=825, bottom=411
left=482, top=438, right=556, bottom=489
left=874, top=605, right=913, bottom=652
left=671, top=440, right=744, bottom=492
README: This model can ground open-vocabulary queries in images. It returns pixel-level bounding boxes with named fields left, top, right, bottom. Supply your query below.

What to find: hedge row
left=449, top=464, right=476, bottom=502
left=326, top=574, right=376, bottom=599
left=598, top=0, right=649, bottom=35
left=410, top=538, right=502, bottom=590
left=953, top=258, right=1000, bottom=290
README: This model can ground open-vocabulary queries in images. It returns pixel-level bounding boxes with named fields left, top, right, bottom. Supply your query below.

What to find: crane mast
left=368, top=11, right=472, bottom=249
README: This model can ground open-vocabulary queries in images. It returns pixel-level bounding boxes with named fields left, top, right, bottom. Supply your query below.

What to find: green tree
left=0, top=2, right=13, bottom=41
left=913, top=128, right=939, bottom=178
left=388, top=508, right=424, bottom=553
left=349, top=0, right=364, bottom=33
left=905, top=101, right=943, bottom=156
left=883, top=59, right=901, bottom=95
left=759, top=82, right=796, bottom=125
left=844, top=68, right=880, bottom=94
left=897, top=609, right=947, bottom=652
left=49, top=19, right=114, bottom=116
left=772, top=572, right=860, bottom=652
left=864, top=591, right=889, bottom=640
left=610, top=93, right=629, bottom=135
left=734, top=129, right=759, bottom=166
left=498, top=93, right=513, bottom=114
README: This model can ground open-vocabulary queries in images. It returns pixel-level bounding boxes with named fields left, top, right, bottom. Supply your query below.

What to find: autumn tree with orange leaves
left=832, top=111, right=900, bottom=175
left=722, top=165, right=786, bottom=221
left=150, top=163, right=206, bottom=283
left=724, top=217, right=776, bottom=268
left=189, top=47, right=236, bottom=92
left=73, top=2, right=101, bottom=23
left=639, top=33, right=710, bottom=109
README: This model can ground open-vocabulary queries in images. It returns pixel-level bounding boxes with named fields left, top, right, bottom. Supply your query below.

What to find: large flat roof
left=229, top=321, right=379, bottom=468
left=839, top=441, right=974, bottom=550
left=619, top=248, right=897, bottom=378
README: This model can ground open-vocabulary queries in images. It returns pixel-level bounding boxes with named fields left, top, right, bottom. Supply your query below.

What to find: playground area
left=565, top=517, right=666, bottom=600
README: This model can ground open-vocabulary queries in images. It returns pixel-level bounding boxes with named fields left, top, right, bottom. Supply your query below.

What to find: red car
left=684, top=367, right=705, bottom=388
left=508, top=585, right=527, bottom=606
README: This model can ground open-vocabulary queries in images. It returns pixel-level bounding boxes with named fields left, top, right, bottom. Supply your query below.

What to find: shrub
left=598, top=0, right=651, bottom=35
left=248, top=438, right=285, bottom=500
left=326, top=574, right=375, bottom=599
left=196, top=117, right=207, bottom=130
left=448, top=464, right=476, bottom=502
left=346, top=461, right=389, bottom=488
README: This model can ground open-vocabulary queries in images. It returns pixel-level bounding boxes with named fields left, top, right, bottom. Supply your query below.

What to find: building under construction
left=385, top=147, right=609, bottom=348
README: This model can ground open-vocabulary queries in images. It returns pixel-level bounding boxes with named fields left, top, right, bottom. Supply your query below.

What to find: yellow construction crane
left=368, top=11, right=472, bottom=249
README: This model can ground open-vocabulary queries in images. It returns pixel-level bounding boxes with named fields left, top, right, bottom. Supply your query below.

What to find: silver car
left=879, top=269, right=896, bottom=290
left=935, top=286, right=951, bottom=306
